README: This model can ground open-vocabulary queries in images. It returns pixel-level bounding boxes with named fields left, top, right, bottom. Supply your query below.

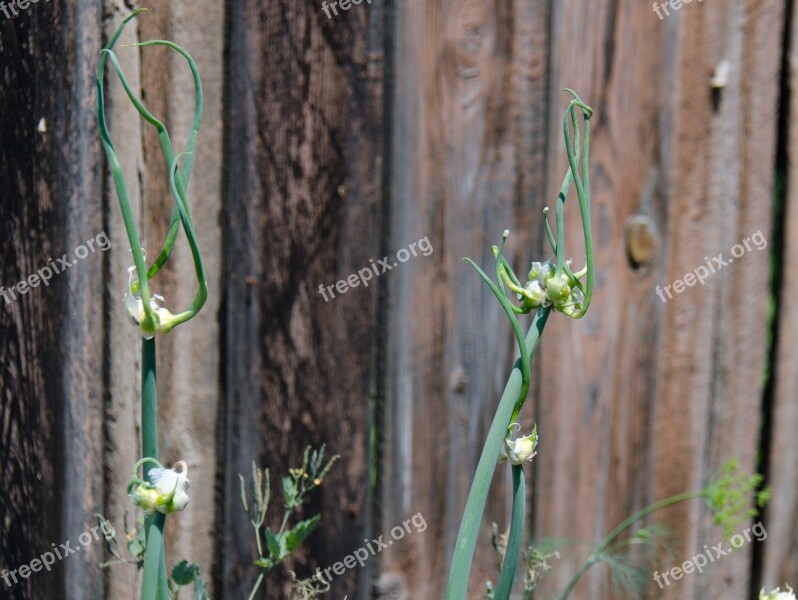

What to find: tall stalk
left=445, top=92, right=594, bottom=600
left=140, top=339, right=168, bottom=600
left=97, top=10, right=207, bottom=600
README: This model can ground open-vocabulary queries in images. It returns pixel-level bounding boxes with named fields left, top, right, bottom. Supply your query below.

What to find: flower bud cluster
left=517, top=261, right=585, bottom=317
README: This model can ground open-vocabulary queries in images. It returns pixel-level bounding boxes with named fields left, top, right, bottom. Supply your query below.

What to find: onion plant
left=96, top=9, right=208, bottom=600
left=444, top=90, right=594, bottom=600
left=97, top=14, right=339, bottom=599
left=445, top=93, right=771, bottom=600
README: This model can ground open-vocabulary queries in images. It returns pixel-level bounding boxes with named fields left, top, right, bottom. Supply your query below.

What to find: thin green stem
left=464, top=259, right=531, bottom=424
left=96, top=12, right=155, bottom=328
left=140, top=338, right=168, bottom=600
left=494, top=464, right=526, bottom=600
left=557, top=491, right=705, bottom=600
left=278, top=510, right=292, bottom=537
left=141, top=338, right=159, bottom=476
left=248, top=574, right=265, bottom=600
left=99, top=38, right=203, bottom=283
left=163, top=154, right=208, bottom=327
left=141, top=512, right=165, bottom=600
left=562, top=96, right=594, bottom=318
left=543, top=207, right=556, bottom=253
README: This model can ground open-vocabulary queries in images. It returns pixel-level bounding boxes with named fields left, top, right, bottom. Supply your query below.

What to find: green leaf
left=285, top=515, right=321, bottom=553
left=192, top=570, right=210, bottom=600
left=171, top=560, right=198, bottom=586
left=264, top=528, right=287, bottom=561
left=283, top=476, right=298, bottom=505
left=127, top=537, right=145, bottom=560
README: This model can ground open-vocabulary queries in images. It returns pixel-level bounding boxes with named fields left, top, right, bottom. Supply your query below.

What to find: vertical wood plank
left=0, top=1, right=105, bottom=599
left=101, top=2, right=224, bottom=597
left=381, top=0, right=551, bottom=596
left=216, top=2, right=383, bottom=598
left=101, top=4, right=147, bottom=598
left=533, top=1, right=783, bottom=599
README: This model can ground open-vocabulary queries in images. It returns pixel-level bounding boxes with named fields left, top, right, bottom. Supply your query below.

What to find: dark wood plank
left=215, top=1, right=383, bottom=598
left=0, top=1, right=105, bottom=599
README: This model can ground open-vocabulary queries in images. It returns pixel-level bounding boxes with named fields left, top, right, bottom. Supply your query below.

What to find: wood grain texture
left=138, top=0, right=224, bottom=589
left=0, top=1, right=106, bottom=599
left=2, top=1, right=797, bottom=599
left=381, top=0, right=550, bottom=597
left=215, top=1, right=383, bottom=598
left=533, top=1, right=784, bottom=599
left=101, top=4, right=148, bottom=598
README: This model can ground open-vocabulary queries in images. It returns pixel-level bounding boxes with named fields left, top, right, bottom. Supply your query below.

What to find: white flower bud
left=130, top=460, right=190, bottom=515
left=499, top=425, right=538, bottom=465
left=123, top=265, right=181, bottom=338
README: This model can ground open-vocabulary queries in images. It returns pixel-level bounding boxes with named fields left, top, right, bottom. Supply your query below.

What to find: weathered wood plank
left=216, top=1, right=383, bottom=598
left=533, top=1, right=783, bottom=599
left=101, top=4, right=148, bottom=599
left=380, top=0, right=551, bottom=596
left=0, top=1, right=106, bottom=599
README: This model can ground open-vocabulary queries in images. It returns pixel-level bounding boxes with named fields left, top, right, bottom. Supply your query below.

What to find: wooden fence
left=1, top=0, right=796, bottom=598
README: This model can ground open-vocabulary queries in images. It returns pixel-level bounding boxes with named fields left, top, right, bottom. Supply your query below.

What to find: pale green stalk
left=443, top=307, right=550, bottom=600
left=445, top=91, right=593, bottom=600
left=494, top=465, right=526, bottom=598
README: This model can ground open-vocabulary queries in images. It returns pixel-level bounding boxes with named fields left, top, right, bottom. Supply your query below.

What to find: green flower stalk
left=96, top=10, right=207, bottom=600
left=444, top=91, right=593, bottom=600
